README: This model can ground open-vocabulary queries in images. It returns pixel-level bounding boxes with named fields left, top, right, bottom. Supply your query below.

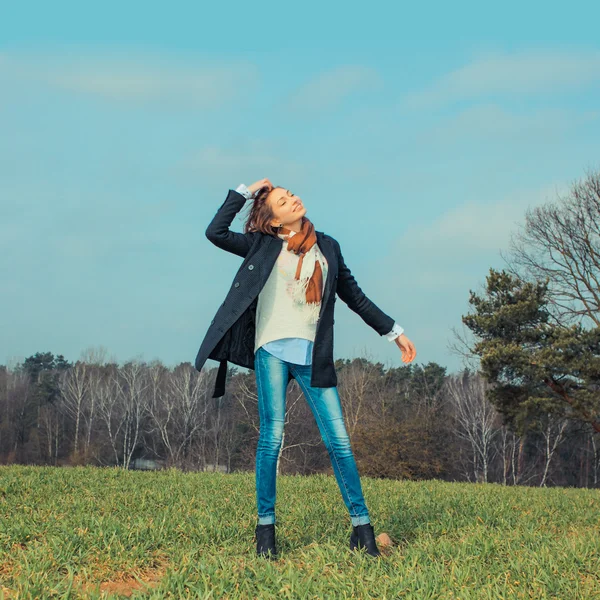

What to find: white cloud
left=0, top=49, right=259, bottom=108
left=186, top=143, right=287, bottom=171
left=405, top=199, right=524, bottom=254
left=282, top=64, right=383, bottom=113
left=417, top=104, right=599, bottom=144
left=383, top=183, right=567, bottom=290
left=404, top=49, right=600, bottom=108
left=177, top=140, right=308, bottom=184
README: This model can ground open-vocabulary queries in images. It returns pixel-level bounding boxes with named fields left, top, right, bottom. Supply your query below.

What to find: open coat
left=194, top=189, right=395, bottom=398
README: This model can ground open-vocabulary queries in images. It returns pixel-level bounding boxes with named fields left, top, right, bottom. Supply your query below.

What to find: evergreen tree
left=463, top=269, right=600, bottom=435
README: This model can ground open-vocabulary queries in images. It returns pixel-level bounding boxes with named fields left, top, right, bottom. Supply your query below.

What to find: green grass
left=0, top=465, right=599, bottom=599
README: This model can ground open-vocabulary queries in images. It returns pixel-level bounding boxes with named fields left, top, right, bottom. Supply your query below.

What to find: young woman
left=201, top=177, right=416, bottom=559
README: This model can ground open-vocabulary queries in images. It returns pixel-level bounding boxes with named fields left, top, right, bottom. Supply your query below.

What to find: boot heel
left=350, top=523, right=381, bottom=557
left=349, top=529, right=358, bottom=550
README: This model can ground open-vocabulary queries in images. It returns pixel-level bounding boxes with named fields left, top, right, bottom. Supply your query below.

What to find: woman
left=200, top=177, right=417, bottom=559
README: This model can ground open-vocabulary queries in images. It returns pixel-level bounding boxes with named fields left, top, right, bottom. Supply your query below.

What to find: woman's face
left=267, top=187, right=306, bottom=228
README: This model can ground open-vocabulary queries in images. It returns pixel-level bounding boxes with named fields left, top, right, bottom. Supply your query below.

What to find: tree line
left=2, top=168, right=599, bottom=488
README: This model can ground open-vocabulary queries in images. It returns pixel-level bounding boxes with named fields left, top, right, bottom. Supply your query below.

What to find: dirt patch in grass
left=74, top=554, right=170, bottom=598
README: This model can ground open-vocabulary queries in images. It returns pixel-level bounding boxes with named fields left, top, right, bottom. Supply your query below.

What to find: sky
left=1, top=0, right=600, bottom=374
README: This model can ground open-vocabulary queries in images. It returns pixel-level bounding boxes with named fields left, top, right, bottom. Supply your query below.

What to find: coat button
left=248, top=264, right=254, bottom=270
left=234, top=282, right=240, bottom=287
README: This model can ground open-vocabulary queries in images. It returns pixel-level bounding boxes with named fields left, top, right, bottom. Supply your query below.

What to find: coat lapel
left=316, top=231, right=337, bottom=311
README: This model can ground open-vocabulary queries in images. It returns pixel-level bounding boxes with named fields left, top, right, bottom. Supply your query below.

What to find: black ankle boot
left=255, top=523, right=278, bottom=559
left=349, top=523, right=381, bottom=557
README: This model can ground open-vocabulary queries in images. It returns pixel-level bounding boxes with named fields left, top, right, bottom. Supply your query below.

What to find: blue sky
left=2, top=0, right=600, bottom=373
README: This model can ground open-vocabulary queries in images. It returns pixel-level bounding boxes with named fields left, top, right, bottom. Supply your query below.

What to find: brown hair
left=243, top=184, right=282, bottom=236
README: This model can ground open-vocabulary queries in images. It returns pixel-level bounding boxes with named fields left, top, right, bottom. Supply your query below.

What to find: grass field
left=0, top=465, right=599, bottom=599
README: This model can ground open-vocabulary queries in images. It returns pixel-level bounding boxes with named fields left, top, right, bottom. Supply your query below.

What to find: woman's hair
left=243, top=184, right=281, bottom=236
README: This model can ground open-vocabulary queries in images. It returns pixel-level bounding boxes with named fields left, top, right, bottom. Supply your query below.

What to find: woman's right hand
left=247, top=178, right=273, bottom=196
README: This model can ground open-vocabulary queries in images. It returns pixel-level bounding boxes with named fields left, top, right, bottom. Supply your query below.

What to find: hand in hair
left=248, top=178, right=273, bottom=196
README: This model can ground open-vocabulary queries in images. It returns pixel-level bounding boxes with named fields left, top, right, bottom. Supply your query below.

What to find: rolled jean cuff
left=258, top=514, right=275, bottom=525
left=351, top=514, right=371, bottom=526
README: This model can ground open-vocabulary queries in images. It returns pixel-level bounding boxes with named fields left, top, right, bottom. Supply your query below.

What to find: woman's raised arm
left=205, top=178, right=272, bottom=258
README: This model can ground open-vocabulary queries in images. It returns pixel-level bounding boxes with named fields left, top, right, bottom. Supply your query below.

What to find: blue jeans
left=254, top=346, right=371, bottom=527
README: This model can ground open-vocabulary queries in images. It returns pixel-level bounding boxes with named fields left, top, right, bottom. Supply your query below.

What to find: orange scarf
left=279, top=216, right=323, bottom=307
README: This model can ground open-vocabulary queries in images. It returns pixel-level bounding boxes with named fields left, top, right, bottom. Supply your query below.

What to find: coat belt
left=214, top=359, right=228, bottom=398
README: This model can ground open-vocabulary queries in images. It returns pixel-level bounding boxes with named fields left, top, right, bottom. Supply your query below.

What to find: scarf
left=278, top=216, right=324, bottom=324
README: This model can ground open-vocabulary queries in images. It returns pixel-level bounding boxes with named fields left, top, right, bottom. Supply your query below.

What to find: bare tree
left=82, top=366, right=100, bottom=460
left=497, top=425, right=522, bottom=485
left=234, top=374, right=260, bottom=436
left=337, top=352, right=384, bottom=436
left=79, top=346, right=113, bottom=458
left=80, top=345, right=111, bottom=367
left=96, top=364, right=124, bottom=466
left=4, top=368, right=34, bottom=459
left=538, top=414, right=569, bottom=487
left=445, top=371, right=500, bottom=483
left=503, top=168, right=600, bottom=328
left=58, top=361, right=90, bottom=455
left=116, top=360, right=149, bottom=469
left=147, top=361, right=209, bottom=469
left=37, top=397, right=63, bottom=465
left=170, top=363, right=209, bottom=467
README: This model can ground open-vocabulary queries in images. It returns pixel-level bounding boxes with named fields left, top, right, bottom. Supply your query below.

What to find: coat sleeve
left=205, top=189, right=257, bottom=258
left=332, top=237, right=396, bottom=336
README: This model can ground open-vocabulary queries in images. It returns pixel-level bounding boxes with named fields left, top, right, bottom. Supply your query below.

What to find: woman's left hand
left=394, top=333, right=416, bottom=364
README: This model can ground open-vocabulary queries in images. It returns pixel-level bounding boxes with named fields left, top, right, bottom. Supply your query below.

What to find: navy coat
left=194, top=189, right=395, bottom=398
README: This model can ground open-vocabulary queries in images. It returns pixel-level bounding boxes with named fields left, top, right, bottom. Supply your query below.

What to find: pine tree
left=463, top=268, right=600, bottom=435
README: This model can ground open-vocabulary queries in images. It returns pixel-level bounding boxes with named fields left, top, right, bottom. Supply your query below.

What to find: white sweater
left=254, top=231, right=329, bottom=353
